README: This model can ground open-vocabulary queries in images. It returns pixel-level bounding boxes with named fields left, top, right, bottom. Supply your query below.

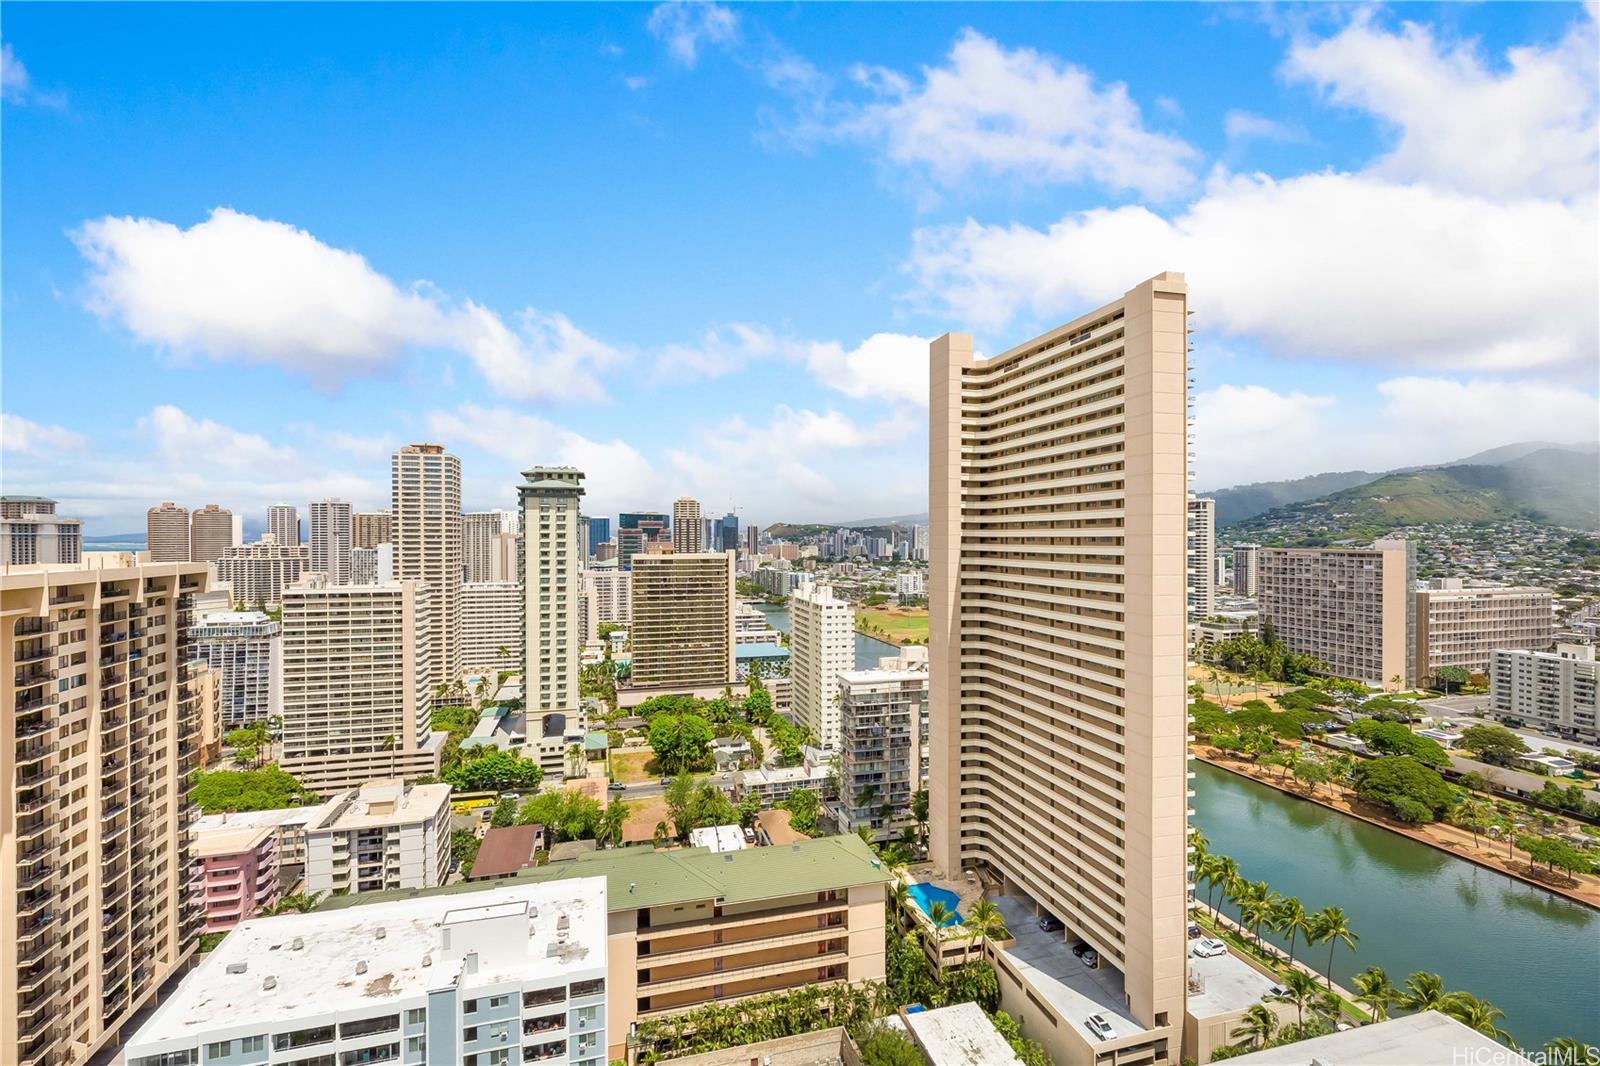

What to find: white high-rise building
left=581, top=568, right=632, bottom=642
left=189, top=609, right=283, bottom=728
left=0, top=495, right=82, bottom=565
left=392, top=444, right=462, bottom=687
left=789, top=584, right=856, bottom=749
left=1491, top=644, right=1598, bottom=743
left=519, top=467, right=584, bottom=720
left=267, top=502, right=301, bottom=547
left=351, top=542, right=395, bottom=585
left=1188, top=496, right=1216, bottom=618
left=463, top=509, right=519, bottom=582
left=302, top=780, right=453, bottom=895
left=309, top=497, right=354, bottom=585
left=463, top=581, right=523, bottom=674
left=673, top=496, right=703, bottom=553
left=214, top=535, right=310, bottom=607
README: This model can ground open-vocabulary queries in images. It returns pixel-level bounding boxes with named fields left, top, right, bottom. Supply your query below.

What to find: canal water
left=749, top=603, right=900, bottom=670
left=1192, top=760, right=1598, bottom=1051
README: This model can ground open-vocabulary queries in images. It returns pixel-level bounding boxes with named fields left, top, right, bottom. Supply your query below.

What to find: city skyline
left=4, top=3, right=1596, bottom=532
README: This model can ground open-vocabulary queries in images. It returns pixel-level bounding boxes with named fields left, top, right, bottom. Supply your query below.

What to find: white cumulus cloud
left=648, top=2, right=739, bottom=68
left=1, top=413, right=89, bottom=455
left=804, top=333, right=932, bottom=409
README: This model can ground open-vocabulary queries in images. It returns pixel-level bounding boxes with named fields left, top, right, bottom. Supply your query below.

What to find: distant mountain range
left=1222, top=443, right=1599, bottom=534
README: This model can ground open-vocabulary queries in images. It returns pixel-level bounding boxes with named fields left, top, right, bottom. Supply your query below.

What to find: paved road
left=1418, top=697, right=1600, bottom=757
left=613, top=771, right=736, bottom=801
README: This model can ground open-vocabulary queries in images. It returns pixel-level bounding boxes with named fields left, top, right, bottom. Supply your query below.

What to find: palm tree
left=259, top=892, right=325, bottom=916
left=1229, top=1004, right=1278, bottom=1050
left=1544, top=1039, right=1600, bottom=1063
left=1189, top=827, right=1209, bottom=859
left=1448, top=798, right=1493, bottom=849
left=1444, top=993, right=1510, bottom=1042
left=1214, top=856, right=1240, bottom=913
left=964, top=898, right=1008, bottom=952
left=926, top=900, right=953, bottom=930
left=1400, top=971, right=1451, bottom=1013
left=1239, top=889, right=1278, bottom=949
left=1268, top=969, right=1321, bottom=1028
left=1273, top=896, right=1310, bottom=966
left=1309, top=906, right=1358, bottom=989
left=1351, top=966, right=1396, bottom=1022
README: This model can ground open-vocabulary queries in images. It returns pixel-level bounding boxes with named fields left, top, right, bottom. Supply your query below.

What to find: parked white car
left=1191, top=938, right=1227, bottom=958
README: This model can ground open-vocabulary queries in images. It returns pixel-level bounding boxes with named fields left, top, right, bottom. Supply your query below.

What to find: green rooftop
left=320, top=833, right=890, bottom=914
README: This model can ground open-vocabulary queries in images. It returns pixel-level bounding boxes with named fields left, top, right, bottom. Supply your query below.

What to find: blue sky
left=3, top=2, right=1596, bottom=534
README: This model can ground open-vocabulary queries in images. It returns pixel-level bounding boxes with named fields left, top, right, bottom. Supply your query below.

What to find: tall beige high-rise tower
left=3, top=559, right=209, bottom=1066
left=188, top=504, right=235, bottom=564
left=519, top=467, right=584, bottom=718
left=308, top=498, right=354, bottom=585
left=672, top=496, right=702, bottom=553
left=392, top=444, right=461, bottom=688
left=630, top=552, right=736, bottom=689
left=1187, top=496, right=1216, bottom=618
left=147, top=502, right=190, bottom=562
left=928, top=273, right=1189, bottom=1056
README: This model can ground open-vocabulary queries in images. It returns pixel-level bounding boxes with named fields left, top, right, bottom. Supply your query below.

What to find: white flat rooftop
left=194, top=804, right=328, bottom=834
left=992, top=897, right=1146, bottom=1044
left=129, top=878, right=607, bottom=1041
left=1219, top=1010, right=1533, bottom=1064
left=904, top=1002, right=1024, bottom=1066
left=1186, top=947, right=1278, bottom=1018
left=307, top=782, right=452, bottom=831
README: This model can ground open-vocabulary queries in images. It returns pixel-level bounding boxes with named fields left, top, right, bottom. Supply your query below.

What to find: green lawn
left=857, top=608, right=929, bottom=644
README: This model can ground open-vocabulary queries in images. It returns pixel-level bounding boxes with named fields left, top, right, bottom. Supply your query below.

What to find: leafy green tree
left=857, top=1025, right=924, bottom=1066
left=444, top=748, right=543, bottom=792
left=648, top=713, right=714, bottom=774
left=1431, top=665, right=1470, bottom=694
left=782, top=787, right=821, bottom=834
left=737, top=791, right=763, bottom=828
left=597, top=800, right=629, bottom=847
left=1458, top=724, right=1530, bottom=767
left=1353, top=756, right=1455, bottom=821
left=989, top=1011, right=1051, bottom=1066
left=450, top=829, right=481, bottom=872
left=1447, top=797, right=1494, bottom=847
left=259, top=892, right=325, bottom=916
left=1293, top=759, right=1329, bottom=792
left=489, top=796, right=518, bottom=828
left=1347, top=720, right=1449, bottom=767
left=190, top=767, right=317, bottom=814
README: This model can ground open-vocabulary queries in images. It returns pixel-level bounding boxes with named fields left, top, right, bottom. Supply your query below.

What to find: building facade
left=1188, top=496, right=1216, bottom=618
left=123, top=879, right=611, bottom=1066
left=580, top=568, right=631, bottom=642
left=302, top=780, right=452, bottom=895
left=1257, top=540, right=1415, bottom=689
left=586, top=516, right=611, bottom=559
left=188, top=609, right=282, bottom=728
left=464, top=509, right=520, bottom=583
left=213, top=536, right=310, bottom=608
left=195, top=826, right=280, bottom=934
left=2, top=559, right=209, bottom=1066
left=834, top=652, right=929, bottom=842
left=309, top=497, right=354, bottom=586
left=1491, top=644, right=1598, bottom=743
left=277, top=578, right=441, bottom=792
left=1, top=496, right=82, bottom=566
left=392, top=443, right=462, bottom=688
left=266, top=503, right=301, bottom=547
left=1231, top=544, right=1260, bottom=597
left=189, top=504, right=236, bottom=564
left=1415, top=582, right=1553, bottom=679
left=672, top=497, right=703, bottom=553
left=789, top=584, right=856, bottom=750
left=629, top=552, right=736, bottom=690
left=350, top=543, right=394, bottom=586
left=519, top=467, right=585, bottom=723
left=147, top=501, right=190, bottom=562
left=463, top=581, right=523, bottom=675
left=352, top=510, right=391, bottom=549
left=928, top=273, right=1190, bottom=1060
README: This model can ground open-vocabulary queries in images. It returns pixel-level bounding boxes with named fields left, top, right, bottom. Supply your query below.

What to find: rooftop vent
left=375, top=927, right=386, bottom=940
left=225, top=961, right=248, bottom=975
left=723, top=854, right=734, bottom=863
left=263, top=976, right=277, bottom=991
left=291, top=937, right=304, bottom=951
left=791, top=844, right=802, bottom=852
left=355, top=961, right=368, bottom=975
left=421, top=954, right=432, bottom=968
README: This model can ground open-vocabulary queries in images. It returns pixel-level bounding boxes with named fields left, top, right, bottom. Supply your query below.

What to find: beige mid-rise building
left=630, top=551, right=736, bottom=690
left=519, top=467, right=585, bottom=721
left=928, top=273, right=1190, bottom=1064
left=1187, top=496, right=1215, bottom=618
left=462, top=580, right=523, bottom=675
left=462, top=509, right=519, bottom=583
left=1491, top=644, right=1598, bottom=743
left=2, top=558, right=209, bottom=1066
left=1415, top=581, right=1553, bottom=678
left=351, top=509, right=391, bottom=549
left=1258, top=540, right=1415, bottom=689
left=392, top=444, right=462, bottom=688
left=1, top=497, right=83, bottom=566
left=672, top=496, right=703, bottom=553
left=308, top=497, right=354, bottom=585
left=213, top=535, right=310, bottom=608
left=146, top=502, right=190, bottom=562
left=789, top=583, right=856, bottom=749
left=276, top=577, right=442, bottom=793
left=580, top=567, right=631, bottom=642
left=301, top=779, right=452, bottom=895
left=188, top=504, right=235, bottom=564
left=265, top=502, right=300, bottom=547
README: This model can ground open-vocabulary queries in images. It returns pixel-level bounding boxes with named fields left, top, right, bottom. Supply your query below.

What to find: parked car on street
left=1039, top=915, right=1065, bottom=933
left=1191, top=938, right=1227, bottom=958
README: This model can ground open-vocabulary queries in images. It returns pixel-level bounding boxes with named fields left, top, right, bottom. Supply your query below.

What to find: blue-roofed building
left=736, top=641, right=789, bottom=679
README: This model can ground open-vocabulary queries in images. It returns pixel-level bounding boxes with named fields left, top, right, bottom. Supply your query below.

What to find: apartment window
left=339, top=1015, right=400, bottom=1040
left=405, top=1008, right=427, bottom=1027
left=205, top=1043, right=233, bottom=1060
left=464, top=1027, right=478, bottom=1042
left=240, top=1036, right=266, bottom=1053
left=404, top=1036, right=426, bottom=1059
left=274, top=1027, right=335, bottom=1052
left=339, top=1047, right=399, bottom=1066
left=464, top=998, right=479, bottom=1014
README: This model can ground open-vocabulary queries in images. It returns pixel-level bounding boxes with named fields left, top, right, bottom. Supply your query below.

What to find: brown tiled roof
left=754, top=808, right=808, bottom=846
left=469, top=824, right=544, bottom=879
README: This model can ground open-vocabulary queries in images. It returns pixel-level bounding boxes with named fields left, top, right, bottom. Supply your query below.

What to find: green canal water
left=1192, top=760, right=1599, bottom=1051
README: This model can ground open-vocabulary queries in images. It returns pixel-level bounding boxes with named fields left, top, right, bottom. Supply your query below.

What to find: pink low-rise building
left=195, top=825, right=281, bottom=932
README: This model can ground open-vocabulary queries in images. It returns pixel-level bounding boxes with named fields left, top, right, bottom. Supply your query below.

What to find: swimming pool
left=905, top=882, right=963, bottom=927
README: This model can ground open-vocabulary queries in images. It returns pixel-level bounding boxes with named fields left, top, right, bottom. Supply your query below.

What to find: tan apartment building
left=2, top=558, right=209, bottom=1066
left=188, top=504, right=235, bottom=564
left=672, top=496, right=702, bottom=552
left=462, top=579, right=522, bottom=675
left=928, top=273, right=1190, bottom=1065
left=146, top=502, right=190, bottom=562
left=265, top=502, right=300, bottom=547
left=324, top=832, right=891, bottom=1063
left=1415, top=580, right=1553, bottom=678
left=391, top=443, right=461, bottom=688
left=630, top=551, right=736, bottom=690
left=351, top=509, right=391, bottom=549
left=580, top=567, right=631, bottom=642
left=276, top=577, right=442, bottom=792
left=463, top=508, right=519, bottom=583
left=1258, top=540, right=1415, bottom=689
left=519, top=467, right=585, bottom=720
left=1, top=496, right=83, bottom=566
left=308, top=497, right=354, bottom=585
left=213, top=535, right=309, bottom=607
left=1187, top=496, right=1215, bottom=618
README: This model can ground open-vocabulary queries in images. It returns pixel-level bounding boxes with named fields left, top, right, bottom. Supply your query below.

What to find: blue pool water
left=906, top=882, right=963, bottom=927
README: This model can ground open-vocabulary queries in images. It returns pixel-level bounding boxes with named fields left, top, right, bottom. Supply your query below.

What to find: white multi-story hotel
left=1, top=496, right=82, bottom=565
left=351, top=542, right=394, bottom=586
left=277, top=577, right=443, bottom=792
left=266, top=502, right=301, bottom=547
left=1188, top=496, right=1216, bottom=618
left=789, top=584, right=856, bottom=749
left=580, top=568, right=631, bottom=642
left=463, top=509, right=520, bottom=583
left=188, top=609, right=282, bottom=728
left=122, top=878, right=611, bottom=1066
left=302, top=779, right=453, bottom=895
left=309, top=497, right=354, bottom=585
left=392, top=443, right=462, bottom=688
left=1491, top=644, right=1598, bottom=743
left=463, top=580, right=522, bottom=675
left=214, top=535, right=310, bottom=608
left=894, top=569, right=926, bottom=598
left=519, top=467, right=584, bottom=720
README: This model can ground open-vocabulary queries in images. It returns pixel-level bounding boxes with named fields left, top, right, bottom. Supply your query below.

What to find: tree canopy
left=1457, top=724, right=1529, bottom=767
left=444, top=747, right=544, bottom=792
left=1353, top=756, right=1456, bottom=822
left=648, top=713, right=714, bottom=774
left=191, top=767, right=317, bottom=813
left=1348, top=720, right=1450, bottom=767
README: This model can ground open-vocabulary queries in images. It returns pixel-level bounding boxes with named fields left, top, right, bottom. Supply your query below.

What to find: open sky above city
left=2, top=2, right=1596, bottom=530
